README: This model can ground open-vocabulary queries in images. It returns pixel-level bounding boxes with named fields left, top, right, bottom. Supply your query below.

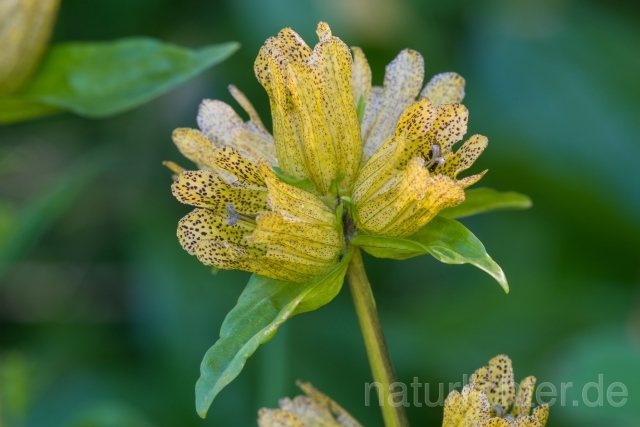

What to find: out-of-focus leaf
left=0, top=146, right=115, bottom=276
left=195, top=252, right=352, bottom=418
left=0, top=0, right=60, bottom=95
left=0, top=351, right=30, bottom=425
left=0, top=200, right=17, bottom=243
left=0, top=97, right=60, bottom=123
left=350, top=217, right=508, bottom=292
left=67, top=403, right=158, bottom=427
left=440, top=187, right=532, bottom=219
left=0, top=38, right=239, bottom=123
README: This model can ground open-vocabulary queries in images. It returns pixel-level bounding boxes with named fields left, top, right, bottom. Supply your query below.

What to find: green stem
left=346, top=247, right=409, bottom=427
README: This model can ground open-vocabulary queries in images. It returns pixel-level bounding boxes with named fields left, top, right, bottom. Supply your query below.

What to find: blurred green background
left=1, top=0, right=639, bottom=426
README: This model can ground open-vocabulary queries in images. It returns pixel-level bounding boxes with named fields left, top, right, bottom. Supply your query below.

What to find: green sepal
left=440, top=187, right=532, bottom=219
left=350, top=216, right=508, bottom=293
left=328, top=171, right=346, bottom=197
left=195, top=252, right=352, bottom=418
left=272, top=166, right=315, bottom=193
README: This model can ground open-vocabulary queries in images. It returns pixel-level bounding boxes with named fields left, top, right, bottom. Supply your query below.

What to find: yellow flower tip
left=421, top=72, right=466, bottom=106
left=443, top=355, right=549, bottom=427
left=162, top=160, right=185, bottom=177
left=258, top=381, right=363, bottom=427
left=316, top=21, right=332, bottom=41
left=254, top=22, right=361, bottom=196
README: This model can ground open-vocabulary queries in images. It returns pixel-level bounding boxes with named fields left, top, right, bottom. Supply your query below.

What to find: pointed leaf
left=195, top=252, right=352, bottom=418
left=440, top=187, right=532, bottom=219
left=0, top=97, right=60, bottom=124
left=0, top=38, right=239, bottom=123
left=350, top=217, right=508, bottom=292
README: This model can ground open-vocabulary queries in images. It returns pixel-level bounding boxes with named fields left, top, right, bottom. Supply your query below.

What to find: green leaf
left=195, top=252, right=352, bottom=418
left=0, top=38, right=239, bottom=123
left=350, top=217, right=508, bottom=292
left=271, top=166, right=315, bottom=193
left=440, top=187, right=532, bottom=219
left=0, top=97, right=60, bottom=123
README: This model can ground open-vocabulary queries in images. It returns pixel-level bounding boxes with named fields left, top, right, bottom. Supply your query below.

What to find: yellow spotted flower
left=442, top=355, right=549, bottom=427
left=168, top=22, right=487, bottom=281
left=258, top=381, right=362, bottom=427
left=0, top=0, right=60, bottom=94
left=169, top=42, right=344, bottom=283
left=351, top=48, right=486, bottom=237
left=254, top=22, right=362, bottom=196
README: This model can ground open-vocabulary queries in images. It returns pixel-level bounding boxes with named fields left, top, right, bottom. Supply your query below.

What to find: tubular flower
left=168, top=21, right=489, bottom=282
left=258, top=381, right=362, bottom=427
left=442, top=355, right=550, bottom=427
left=351, top=48, right=486, bottom=238
left=255, top=22, right=362, bottom=196
left=167, top=24, right=350, bottom=282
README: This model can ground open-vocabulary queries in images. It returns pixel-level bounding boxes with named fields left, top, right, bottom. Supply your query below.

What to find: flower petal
left=251, top=212, right=341, bottom=267
left=513, top=417, right=543, bottom=427
left=361, top=86, right=383, bottom=158
left=177, top=208, right=256, bottom=256
left=286, top=61, right=339, bottom=195
left=398, top=103, right=469, bottom=167
left=308, top=24, right=362, bottom=190
left=471, top=355, right=516, bottom=415
left=362, top=49, right=425, bottom=157
left=435, top=134, right=488, bottom=178
left=260, top=161, right=337, bottom=225
left=532, top=404, right=549, bottom=426
left=212, top=146, right=264, bottom=188
left=457, top=170, right=487, bottom=189
left=278, top=396, right=339, bottom=426
left=257, top=408, right=307, bottom=427
left=171, top=127, right=216, bottom=170
left=355, top=157, right=429, bottom=236
left=256, top=23, right=362, bottom=194
left=258, top=53, right=310, bottom=182
left=383, top=173, right=465, bottom=237
left=420, top=72, right=466, bottom=106
left=353, top=136, right=405, bottom=204
left=512, top=375, right=536, bottom=418
left=350, top=46, right=371, bottom=111
left=476, top=419, right=511, bottom=427
left=228, top=84, right=268, bottom=131
left=442, top=384, right=490, bottom=427
left=171, top=170, right=267, bottom=215
left=197, top=98, right=277, bottom=164
left=394, top=98, right=438, bottom=142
